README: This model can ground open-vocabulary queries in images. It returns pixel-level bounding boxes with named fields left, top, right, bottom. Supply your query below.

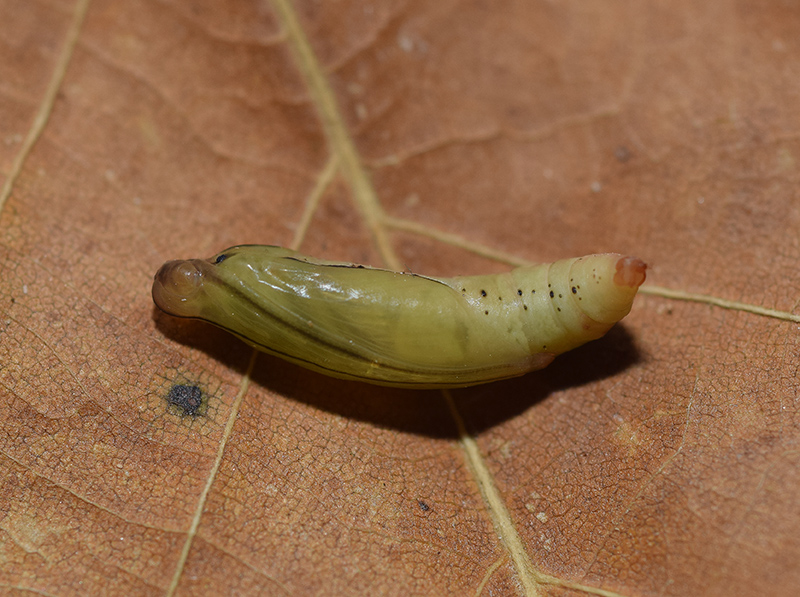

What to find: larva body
left=152, top=246, right=646, bottom=388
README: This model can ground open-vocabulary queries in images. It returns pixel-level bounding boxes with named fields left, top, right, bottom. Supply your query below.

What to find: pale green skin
left=152, top=246, right=644, bottom=388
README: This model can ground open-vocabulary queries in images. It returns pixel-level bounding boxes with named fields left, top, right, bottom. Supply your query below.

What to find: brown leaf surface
left=2, top=1, right=799, bottom=595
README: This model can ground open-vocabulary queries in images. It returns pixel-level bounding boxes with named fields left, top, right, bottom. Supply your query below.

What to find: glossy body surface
left=153, top=246, right=646, bottom=388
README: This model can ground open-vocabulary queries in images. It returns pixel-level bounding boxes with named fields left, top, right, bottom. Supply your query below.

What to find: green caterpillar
left=152, top=246, right=646, bottom=388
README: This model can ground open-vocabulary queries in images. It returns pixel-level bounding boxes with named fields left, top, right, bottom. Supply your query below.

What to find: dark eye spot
left=480, top=290, right=487, bottom=297
left=549, top=290, right=554, bottom=298
left=167, top=384, right=204, bottom=417
left=517, top=289, right=523, bottom=296
left=214, top=254, right=228, bottom=264
left=572, top=287, right=577, bottom=294
left=484, top=310, right=489, bottom=315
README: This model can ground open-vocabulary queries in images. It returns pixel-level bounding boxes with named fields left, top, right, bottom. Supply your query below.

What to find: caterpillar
left=152, top=245, right=646, bottom=389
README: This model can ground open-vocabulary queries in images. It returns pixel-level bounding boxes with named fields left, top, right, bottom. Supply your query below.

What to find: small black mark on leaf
left=417, top=500, right=431, bottom=512
left=167, top=384, right=204, bottom=417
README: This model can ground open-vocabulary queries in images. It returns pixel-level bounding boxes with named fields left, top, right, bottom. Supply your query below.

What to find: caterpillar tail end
left=614, top=256, right=647, bottom=289
left=571, top=254, right=647, bottom=326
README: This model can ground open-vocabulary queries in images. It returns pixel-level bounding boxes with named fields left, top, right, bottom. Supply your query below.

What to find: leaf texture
left=1, top=0, right=799, bottom=595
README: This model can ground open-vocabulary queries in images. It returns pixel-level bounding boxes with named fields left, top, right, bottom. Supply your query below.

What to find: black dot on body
left=572, top=287, right=577, bottom=294
left=417, top=500, right=430, bottom=512
left=214, top=254, right=228, bottom=264
left=549, top=290, right=554, bottom=298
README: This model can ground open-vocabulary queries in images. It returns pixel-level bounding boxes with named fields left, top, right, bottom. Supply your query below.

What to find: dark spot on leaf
left=572, top=287, right=577, bottom=294
left=549, top=290, right=555, bottom=298
left=417, top=500, right=430, bottom=512
left=480, top=290, right=487, bottom=297
left=167, top=384, right=204, bottom=417
left=517, top=289, right=523, bottom=296
left=214, top=254, right=228, bottom=264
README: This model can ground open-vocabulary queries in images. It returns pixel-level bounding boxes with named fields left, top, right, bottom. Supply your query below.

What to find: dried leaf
left=1, top=1, right=798, bottom=595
